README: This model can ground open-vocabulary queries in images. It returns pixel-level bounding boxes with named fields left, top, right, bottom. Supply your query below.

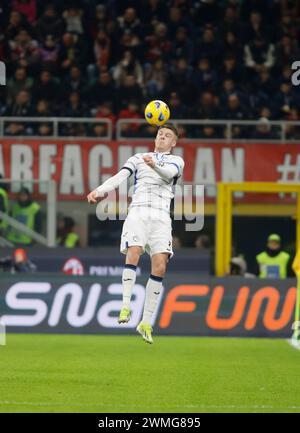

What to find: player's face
left=155, top=128, right=177, bottom=153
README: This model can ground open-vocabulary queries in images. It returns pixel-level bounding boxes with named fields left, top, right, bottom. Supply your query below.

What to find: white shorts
left=120, top=206, right=173, bottom=258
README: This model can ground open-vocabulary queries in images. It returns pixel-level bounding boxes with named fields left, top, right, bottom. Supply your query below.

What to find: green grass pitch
left=0, top=334, right=299, bottom=413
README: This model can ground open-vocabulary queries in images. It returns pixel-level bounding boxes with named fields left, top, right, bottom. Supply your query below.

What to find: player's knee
left=126, top=246, right=142, bottom=265
left=152, top=262, right=167, bottom=277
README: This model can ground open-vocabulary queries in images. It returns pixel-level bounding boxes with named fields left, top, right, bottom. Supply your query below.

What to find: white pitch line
left=0, top=401, right=300, bottom=410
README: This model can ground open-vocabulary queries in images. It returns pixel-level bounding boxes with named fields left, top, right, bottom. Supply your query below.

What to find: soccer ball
left=144, top=100, right=170, bottom=126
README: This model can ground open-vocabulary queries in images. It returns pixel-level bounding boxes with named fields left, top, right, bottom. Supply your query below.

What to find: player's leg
left=124, top=245, right=143, bottom=307
left=137, top=215, right=172, bottom=343
left=142, top=252, right=168, bottom=323
left=119, top=210, right=147, bottom=323
left=137, top=253, right=169, bottom=344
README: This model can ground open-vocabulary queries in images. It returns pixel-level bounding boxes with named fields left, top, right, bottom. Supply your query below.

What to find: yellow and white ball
left=144, top=100, right=170, bottom=126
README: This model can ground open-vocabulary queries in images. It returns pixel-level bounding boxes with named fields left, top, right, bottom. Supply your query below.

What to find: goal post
left=215, top=182, right=300, bottom=277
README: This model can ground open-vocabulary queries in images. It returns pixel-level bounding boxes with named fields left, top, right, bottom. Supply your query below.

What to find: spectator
left=5, top=89, right=33, bottom=116
left=87, top=71, right=116, bottom=110
left=37, top=34, right=60, bottom=72
left=6, top=67, right=33, bottom=105
left=195, top=91, right=219, bottom=119
left=34, top=99, right=52, bottom=117
left=117, top=7, right=141, bottom=38
left=93, top=29, right=111, bottom=70
left=276, top=35, right=299, bottom=69
left=196, top=26, right=221, bottom=62
left=113, top=50, right=143, bottom=88
left=168, top=57, right=195, bottom=105
left=198, top=125, right=219, bottom=139
left=6, top=11, right=30, bottom=41
left=58, top=32, right=84, bottom=74
left=12, top=0, right=37, bottom=25
left=254, top=66, right=277, bottom=102
left=62, top=65, right=85, bottom=98
left=57, top=215, right=80, bottom=247
left=251, top=117, right=277, bottom=139
left=170, top=26, right=194, bottom=64
left=244, top=36, right=276, bottom=77
left=62, top=6, right=85, bottom=36
left=274, top=81, right=298, bottom=118
left=118, top=100, right=142, bottom=136
left=168, top=7, right=191, bottom=39
left=90, top=123, right=107, bottom=137
left=243, top=11, right=270, bottom=43
left=90, top=5, right=110, bottom=38
left=192, top=57, right=218, bottom=92
left=60, top=92, right=86, bottom=136
left=7, top=187, right=42, bottom=246
left=33, top=99, right=53, bottom=134
left=221, top=6, right=243, bottom=37
left=37, top=123, right=52, bottom=136
left=220, top=78, right=240, bottom=105
left=222, top=94, right=247, bottom=120
left=194, top=234, right=211, bottom=249
left=95, top=101, right=117, bottom=132
left=118, top=29, right=142, bottom=60
left=195, top=0, right=221, bottom=25
left=172, top=235, right=182, bottom=250
left=33, top=70, right=61, bottom=105
left=222, top=31, right=243, bottom=60
left=144, top=58, right=168, bottom=99
left=118, top=75, right=143, bottom=109
left=0, top=0, right=299, bottom=128
left=144, top=22, right=172, bottom=63
left=142, top=0, right=168, bottom=25
left=219, top=54, right=242, bottom=85
left=167, top=91, right=186, bottom=119
left=63, top=91, right=85, bottom=117
left=0, top=248, right=37, bottom=273
left=8, top=29, right=39, bottom=71
left=35, top=4, right=65, bottom=41
left=229, top=256, right=255, bottom=278
left=256, top=234, right=291, bottom=278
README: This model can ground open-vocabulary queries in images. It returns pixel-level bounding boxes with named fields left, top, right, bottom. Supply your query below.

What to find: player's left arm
left=143, top=155, right=184, bottom=181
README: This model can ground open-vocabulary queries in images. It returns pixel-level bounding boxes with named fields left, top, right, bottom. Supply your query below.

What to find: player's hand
left=143, top=155, right=155, bottom=167
left=87, top=190, right=99, bottom=204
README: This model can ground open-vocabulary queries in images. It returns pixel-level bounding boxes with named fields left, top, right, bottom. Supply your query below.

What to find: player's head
left=155, top=123, right=178, bottom=153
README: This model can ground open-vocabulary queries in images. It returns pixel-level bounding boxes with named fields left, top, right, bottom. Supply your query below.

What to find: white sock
left=142, top=275, right=163, bottom=324
left=122, top=265, right=137, bottom=309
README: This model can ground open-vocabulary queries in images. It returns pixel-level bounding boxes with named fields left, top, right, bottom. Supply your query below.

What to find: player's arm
left=143, top=155, right=184, bottom=181
left=87, top=156, right=137, bottom=204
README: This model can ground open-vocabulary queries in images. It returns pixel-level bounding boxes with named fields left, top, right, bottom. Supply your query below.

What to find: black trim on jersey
left=170, top=175, right=180, bottom=220
left=121, top=166, right=133, bottom=176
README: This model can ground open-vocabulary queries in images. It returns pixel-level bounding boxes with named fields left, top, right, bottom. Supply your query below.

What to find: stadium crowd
left=1, top=0, right=300, bottom=138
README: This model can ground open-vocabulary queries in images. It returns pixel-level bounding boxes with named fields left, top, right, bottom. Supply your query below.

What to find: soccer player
left=87, top=123, right=184, bottom=344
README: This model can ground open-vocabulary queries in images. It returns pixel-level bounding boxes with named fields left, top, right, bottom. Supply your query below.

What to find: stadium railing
left=116, top=118, right=300, bottom=142
left=1, top=117, right=300, bottom=141
left=0, top=117, right=113, bottom=139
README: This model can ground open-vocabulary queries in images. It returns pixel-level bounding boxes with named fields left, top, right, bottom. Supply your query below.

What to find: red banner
left=1, top=139, right=300, bottom=201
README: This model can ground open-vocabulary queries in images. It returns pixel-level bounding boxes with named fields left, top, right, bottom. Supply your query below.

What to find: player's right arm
left=87, top=155, right=138, bottom=204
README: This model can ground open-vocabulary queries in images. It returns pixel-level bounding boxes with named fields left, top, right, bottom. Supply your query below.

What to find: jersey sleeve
left=122, top=154, right=139, bottom=176
left=166, top=156, right=185, bottom=178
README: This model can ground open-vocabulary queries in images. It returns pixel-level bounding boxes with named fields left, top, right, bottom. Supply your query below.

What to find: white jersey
left=122, top=152, right=185, bottom=214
